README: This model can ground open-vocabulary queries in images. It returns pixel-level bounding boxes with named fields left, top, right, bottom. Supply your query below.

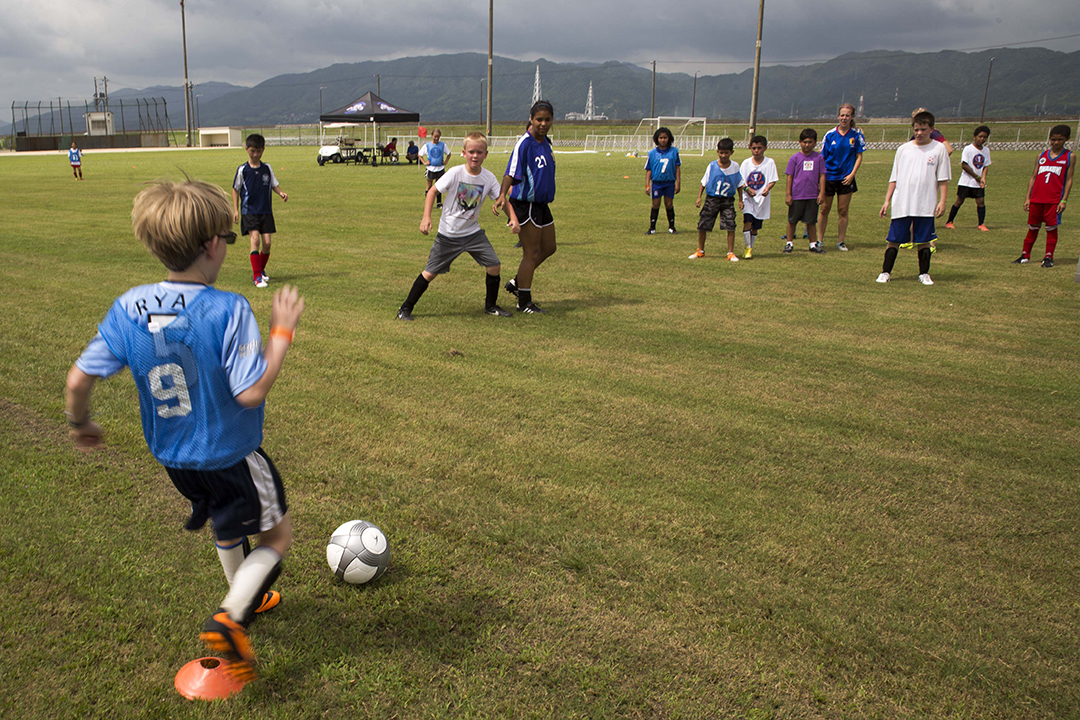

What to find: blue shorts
left=886, top=217, right=936, bottom=245
left=651, top=183, right=675, bottom=199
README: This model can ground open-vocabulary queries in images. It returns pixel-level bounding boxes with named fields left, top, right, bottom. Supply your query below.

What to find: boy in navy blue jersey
left=233, top=134, right=288, bottom=288
left=691, top=138, right=743, bottom=261
left=65, top=178, right=305, bottom=684
left=644, top=127, right=681, bottom=234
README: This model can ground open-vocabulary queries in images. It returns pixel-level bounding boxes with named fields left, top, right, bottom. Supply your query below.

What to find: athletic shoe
left=1042, top=256, right=1054, bottom=268
left=727, top=252, right=739, bottom=262
left=668, top=227, right=678, bottom=234
left=513, top=240, right=522, bottom=248
left=254, top=276, right=268, bottom=288
left=780, top=234, right=787, bottom=240
left=254, top=591, right=280, bottom=615
left=485, top=305, right=513, bottom=317
left=809, top=243, right=825, bottom=254
left=918, top=273, right=934, bottom=285
left=645, top=228, right=656, bottom=235
left=802, top=231, right=809, bottom=239
left=396, top=307, right=414, bottom=321
left=782, top=242, right=793, bottom=254
left=836, top=242, right=849, bottom=252
left=875, top=272, right=891, bottom=283
left=743, top=246, right=753, bottom=259
left=260, top=272, right=270, bottom=282
left=200, top=610, right=257, bottom=683
left=977, top=224, right=989, bottom=232
left=899, top=242, right=913, bottom=250
left=944, top=222, right=955, bottom=229
left=504, top=278, right=518, bottom=297
left=930, top=244, right=937, bottom=254
left=688, top=249, right=705, bottom=259
left=436, top=202, right=443, bottom=209
left=517, top=302, right=545, bottom=314
left=1011, top=255, right=1029, bottom=264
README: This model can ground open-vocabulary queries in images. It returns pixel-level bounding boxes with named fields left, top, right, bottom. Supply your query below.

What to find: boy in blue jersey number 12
left=65, top=179, right=305, bottom=684
left=691, top=138, right=744, bottom=261
left=645, top=127, right=681, bottom=234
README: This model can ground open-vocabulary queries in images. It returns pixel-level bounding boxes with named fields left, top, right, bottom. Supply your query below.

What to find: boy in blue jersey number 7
left=65, top=179, right=305, bottom=684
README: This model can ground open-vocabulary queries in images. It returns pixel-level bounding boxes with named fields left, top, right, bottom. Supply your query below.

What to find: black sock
left=977, top=206, right=986, bottom=225
left=883, top=247, right=898, bottom=273
left=485, top=274, right=500, bottom=308
left=649, top=208, right=659, bottom=229
left=918, top=246, right=931, bottom=275
left=518, top=288, right=532, bottom=307
left=947, top=204, right=960, bottom=224
left=666, top=207, right=675, bottom=228
left=402, top=273, right=429, bottom=311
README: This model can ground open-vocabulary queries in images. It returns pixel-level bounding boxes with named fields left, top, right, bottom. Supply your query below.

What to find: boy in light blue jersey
left=691, top=138, right=744, bottom=261
left=644, top=127, right=681, bottom=234
left=65, top=179, right=305, bottom=684
left=420, top=129, right=451, bottom=208
left=68, top=140, right=84, bottom=180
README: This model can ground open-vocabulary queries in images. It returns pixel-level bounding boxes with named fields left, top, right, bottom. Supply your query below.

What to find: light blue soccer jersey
left=68, top=147, right=82, bottom=164
left=821, top=127, right=866, bottom=181
left=645, top=146, right=681, bottom=184
left=421, top=141, right=449, bottom=170
left=76, top=282, right=267, bottom=470
left=700, top=161, right=742, bottom=198
left=505, top=132, right=556, bottom=203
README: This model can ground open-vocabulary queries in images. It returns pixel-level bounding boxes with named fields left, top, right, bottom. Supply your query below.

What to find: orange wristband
left=270, top=326, right=295, bottom=343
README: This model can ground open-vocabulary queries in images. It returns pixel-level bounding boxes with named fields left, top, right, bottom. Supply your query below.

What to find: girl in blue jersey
left=645, top=127, right=681, bottom=234
left=497, top=100, right=557, bottom=314
left=817, top=104, right=865, bottom=251
left=65, top=179, right=305, bottom=684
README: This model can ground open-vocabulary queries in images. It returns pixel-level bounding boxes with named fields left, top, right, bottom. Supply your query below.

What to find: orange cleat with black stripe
left=200, top=610, right=256, bottom=683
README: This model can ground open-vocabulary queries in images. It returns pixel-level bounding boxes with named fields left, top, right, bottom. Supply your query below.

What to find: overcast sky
left=3, top=0, right=1078, bottom=116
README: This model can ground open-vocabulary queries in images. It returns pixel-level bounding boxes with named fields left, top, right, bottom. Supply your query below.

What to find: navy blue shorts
left=651, top=182, right=675, bottom=199
left=743, top=214, right=764, bottom=231
left=165, top=448, right=288, bottom=540
left=241, top=214, right=276, bottom=235
left=886, top=217, right=936, bottom=245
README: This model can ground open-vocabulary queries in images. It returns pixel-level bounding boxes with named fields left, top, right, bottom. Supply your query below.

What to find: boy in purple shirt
left=784, top=128, right=827, bottom=254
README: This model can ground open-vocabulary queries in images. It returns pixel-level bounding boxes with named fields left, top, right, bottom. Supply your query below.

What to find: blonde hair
left=463, top=131, right=488, bottom=151
left=131, top=179, right=231, bottom=271
left=838, top=103, right=857, bottom=128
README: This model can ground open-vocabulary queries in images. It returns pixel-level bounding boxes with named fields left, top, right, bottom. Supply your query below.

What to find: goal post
left=634, top=117, right=709, bottom=155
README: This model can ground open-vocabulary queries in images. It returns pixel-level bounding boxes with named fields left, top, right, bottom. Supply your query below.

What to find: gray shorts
left=698, top=196, right=736, bottom=232
left=424, top=229, right=501, bottom=274
left=787, top=198, right=818, bottom=225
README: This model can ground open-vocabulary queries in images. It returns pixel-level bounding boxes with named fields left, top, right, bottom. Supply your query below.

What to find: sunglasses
left=217, top=231, right=237, bottom=244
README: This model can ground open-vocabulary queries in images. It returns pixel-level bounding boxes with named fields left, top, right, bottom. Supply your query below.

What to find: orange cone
left=174, top=657, right=248, bottom=700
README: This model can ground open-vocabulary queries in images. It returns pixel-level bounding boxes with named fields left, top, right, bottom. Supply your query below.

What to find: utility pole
left=692, top=72, right=698, bottom=117
left=179, top=0, right=192, bottom=146
left=375, top=74, right=381, bottom=96
left=979, top=57, right=994, bottom=124
left=486, top=0, right=493, bottom=136
left=748, top=0, right=765, bottom=137
left=651, top=61, right=656, bottom=118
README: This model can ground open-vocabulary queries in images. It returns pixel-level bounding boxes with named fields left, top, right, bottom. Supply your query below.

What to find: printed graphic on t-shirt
left=456, top=182, right=485, bottom=212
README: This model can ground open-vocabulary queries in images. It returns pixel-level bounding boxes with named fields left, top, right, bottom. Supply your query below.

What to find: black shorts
left=698, top=196, right=736, bottom=232
left=508, top=199, right=554, bottom=228
left=743, top=214, right=764, bottom=231
left=426, top=168, right=446, bottom=182
left=241, top=214, right=276, bottom=235
left=165, top=448, right=288, bottom=540
left=824, top=179, right=858, bottom=197
left=957, top=185, right=985, bottom=200
left=787, top=199, right=818, bottom=225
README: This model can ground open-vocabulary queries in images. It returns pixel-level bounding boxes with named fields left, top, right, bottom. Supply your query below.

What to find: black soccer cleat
left=485, top=305, right=513, bottom=317
left=1041, top=256, right=1054, bottom=268
left=1011, top=255, right=1029, bottom=264
left=396, top=307, right=414, bottom=321
left=517, top=302, right=546, bottom=314
left=504, top=278, right=519, bottom=297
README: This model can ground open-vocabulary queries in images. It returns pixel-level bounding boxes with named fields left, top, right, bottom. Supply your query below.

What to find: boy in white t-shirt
left=397, top=132, right=518, bottom=320
left=877, top=110, right=952, bottom=285
left=945, top=125, right=991, bottom=231
left=738, top=135, right=778, bottom=259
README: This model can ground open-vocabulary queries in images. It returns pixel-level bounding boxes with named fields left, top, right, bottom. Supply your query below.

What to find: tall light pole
left=486, top=0, right=493, bottom=135
left=651, top=61, right=656, bottom=118
left=748, top=0, right=765, bottom=138
left=479, top=79, right=485, bottom=126
left=979, top=57, right=995, bottom=123
left=195, top=93, right=202, bottom=130
left=179, top=0, right=192, bottom=147
left=692, top=72, right=698, bottom=117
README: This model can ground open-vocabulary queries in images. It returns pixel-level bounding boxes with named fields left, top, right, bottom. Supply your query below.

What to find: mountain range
left=8, top=47, right=1079, bottom=135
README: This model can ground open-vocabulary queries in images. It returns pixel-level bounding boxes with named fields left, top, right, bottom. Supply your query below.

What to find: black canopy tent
left=319, top=92, right=420, bottom=164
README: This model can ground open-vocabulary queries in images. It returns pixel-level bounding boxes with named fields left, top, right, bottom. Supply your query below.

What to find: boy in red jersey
left=1014, top=125, right=1074, bottom=267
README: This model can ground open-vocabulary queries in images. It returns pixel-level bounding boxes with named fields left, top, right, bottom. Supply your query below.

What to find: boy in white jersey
left=739, top=135, right=778, bottom=259
left=945, top=125, right=991, bottom=231
left=65, top=179, right=305, bottom=684
left=397, top=132, right=518, bottom=320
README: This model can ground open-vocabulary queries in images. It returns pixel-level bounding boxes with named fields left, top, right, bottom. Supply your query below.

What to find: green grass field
left=1, top=143, right=1078, bottom=719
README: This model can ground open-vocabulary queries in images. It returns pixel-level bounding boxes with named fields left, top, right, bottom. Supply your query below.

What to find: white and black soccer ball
left=326, top=520, right=390, bottom=585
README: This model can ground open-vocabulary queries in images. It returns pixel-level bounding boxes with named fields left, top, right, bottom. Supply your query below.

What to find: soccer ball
left=326, top=520, right=390, bottom=584
left=606, top=152, right=611, bottom=156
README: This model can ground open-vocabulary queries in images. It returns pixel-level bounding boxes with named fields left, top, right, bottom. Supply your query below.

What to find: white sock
left=743, top=231, right=752, bottom=248
left=221, top=546, right=281, bottom=623
left=749, top=232, right=756, bottom=248
left=216, top=538, right=247, bottom=586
